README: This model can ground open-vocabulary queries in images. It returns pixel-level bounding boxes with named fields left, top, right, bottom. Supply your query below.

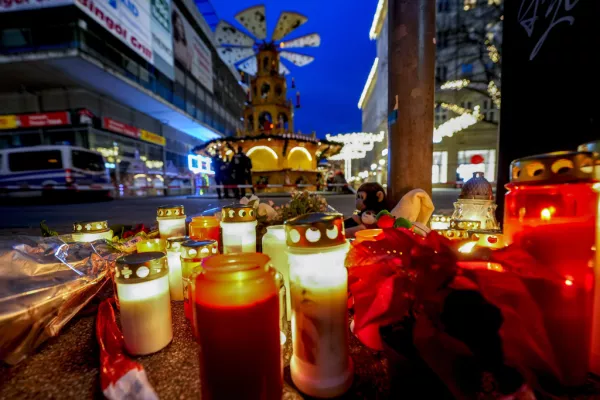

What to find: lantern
left=195, top=253, right=282, bottom=399
left=115, top=252, right=172, bottom=356
left=136, top=238, right=166, bottom=253
left=157, top=205, right=186, bottom=239
left=165, top=236, right=188, bottom=301
left=220, top=204, right=257, bottom=254
left=71, top=220, right=113, bottom=243
left=285, top=213, right=353, bottom=398
left=262, top=225, right=290, bottom=321
left=181, top=240, right=218, bottom=321
left=189, top=216, right=220, bottom=244
left=504, top=151, right=597, bottom=385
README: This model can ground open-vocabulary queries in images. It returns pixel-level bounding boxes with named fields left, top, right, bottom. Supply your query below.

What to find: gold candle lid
left=73, top=220, right=110, bottom=233
left=221, top=204, right=256, bottom=222
left=166, top=236, right=189, bottom=252
left=510, top=151, right=596, bottom=184
left=115, top=252, right=167, bottom=283
left=284, top=212, right=345, bottom=248
left=449, top=220, right=481, bottom=231
left=157, top=205, right=186, bottom=218
left=181, top=240, right=219, bottom=259
left=578, top=140, right=600, bottom=154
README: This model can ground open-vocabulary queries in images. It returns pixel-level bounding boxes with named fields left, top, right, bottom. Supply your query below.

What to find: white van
left=0, top=145, right=114, bottom=198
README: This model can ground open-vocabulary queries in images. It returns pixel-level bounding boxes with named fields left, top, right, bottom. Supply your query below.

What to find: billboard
left=171, top=3, right=213, bottom=93
left=0, top=0, right=71, bottom=12
left=150, top=0, right=174, bottom=79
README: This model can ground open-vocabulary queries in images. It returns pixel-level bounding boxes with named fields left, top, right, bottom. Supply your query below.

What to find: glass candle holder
left=285, top=213, right=353, bottom=398
left=189, top=216, right=220, bottom=243
left=165, top=236, right=188, bottom=301
left=181, top=240, right=218, bottom=320
left=157, top=205, right=187, bottom=239
left=115, top=252, right=172, bottom=356
left=430, top=215, right=451, bottom=231
left=195, top=253, right=282, bottom=400
left=72, top=220, right=113, bottom=243
left=136, top=238, right=166, bottom=253
left=220, top=204, right=257, bottom=254
left=354, top=228, right=383, bottom=244
left=262, top=225, right=291, bottom=321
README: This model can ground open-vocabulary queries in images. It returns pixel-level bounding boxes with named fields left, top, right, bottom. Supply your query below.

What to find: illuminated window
left=464, top=0, right=477, bottom=10
left=432, top=151, right=448, bottom=183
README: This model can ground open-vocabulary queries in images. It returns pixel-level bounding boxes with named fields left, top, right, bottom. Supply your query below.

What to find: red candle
left=189, top=216, right=220, bottom=244
left=195, top=253, right=282, bottom=399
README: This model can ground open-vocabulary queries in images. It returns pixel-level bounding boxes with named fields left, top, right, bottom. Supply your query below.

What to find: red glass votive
left=195, top=253, right=282, bottom=399
left=189, top=216, right=220, bottom=243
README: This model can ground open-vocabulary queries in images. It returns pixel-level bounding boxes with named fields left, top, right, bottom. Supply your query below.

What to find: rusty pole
left=386, top=0, right=436, bottom=209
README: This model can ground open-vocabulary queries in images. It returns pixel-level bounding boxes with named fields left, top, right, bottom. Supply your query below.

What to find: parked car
left=0, top=145, right=114, bottom=199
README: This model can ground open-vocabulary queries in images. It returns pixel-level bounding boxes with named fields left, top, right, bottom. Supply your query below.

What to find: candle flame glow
left=458, top=241, right=477, bottom=254
left=540, top=208, right=552, bottom=221
left=565, top=277, right=574, bottom=287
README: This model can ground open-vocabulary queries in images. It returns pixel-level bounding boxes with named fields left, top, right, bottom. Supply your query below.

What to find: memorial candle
left=195, top=253, right=281, bottom=399
left=157, top=205, right=186, bottom=239
left=180, top=240, right=218, bottom=320
left=165, top=236, right=188, bottom=301
left=115, top=252, right=172, bottom=356
left=189, top=216, right=220, bottom=243
left=286, top=213, right=353, bottom=398
left=220, top=204, right=257, bottom=254
left=262, top=225, right=290, bottom=321
left=136, top=238, right=166, bottom=253
left=72, top=220, right=113, bottom=243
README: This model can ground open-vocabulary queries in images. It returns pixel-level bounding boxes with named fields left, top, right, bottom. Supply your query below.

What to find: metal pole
left=386, top=0, right=436, bottom=208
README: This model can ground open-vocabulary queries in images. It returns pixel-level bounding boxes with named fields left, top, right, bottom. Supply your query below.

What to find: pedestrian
left=232, top=146, right=252, bottom=198
left=240, top=146, right=255, bottom=195
left=212, top=154, right=230, bottom=199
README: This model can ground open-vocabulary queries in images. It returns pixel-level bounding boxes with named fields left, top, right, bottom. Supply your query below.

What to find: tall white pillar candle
left=220, top=204, right=257, bottom=254
left=157, top=205, right=187, bottom=239
left=166, top=236, right=188, bottom=301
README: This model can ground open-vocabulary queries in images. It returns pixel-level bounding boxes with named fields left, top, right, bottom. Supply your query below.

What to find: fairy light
left=327, top=131, right=385, bottom=178
left=358, top=58, right=379, bottom=109
left=486, top=40, right=500, bottom=63
left=440, top=79, right=470, bottom=90
left=488, top=81, right=501, bottom=109
left=433, top=106, right=481, bottom=143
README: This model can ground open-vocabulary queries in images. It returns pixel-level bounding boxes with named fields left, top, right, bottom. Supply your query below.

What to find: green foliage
left=275, top=191, right=328, bottom=222
left=376, top=210, right=392, bottom=219
left=394, top=217, right=412, bottom=229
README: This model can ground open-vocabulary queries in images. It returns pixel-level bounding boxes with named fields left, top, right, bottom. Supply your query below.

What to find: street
left=0, top=189, right=460, bottom=235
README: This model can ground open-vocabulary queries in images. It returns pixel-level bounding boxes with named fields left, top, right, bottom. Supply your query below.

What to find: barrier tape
left=195, top=183, right=350, bottom=189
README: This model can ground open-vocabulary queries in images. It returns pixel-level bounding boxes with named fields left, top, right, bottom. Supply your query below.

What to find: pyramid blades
left=238, top=57, right=258, bottom=75
left=217, top=47, right=256, bottom=65
left=215, top=21, right=255, bottom=47
left=280, top=51, right=315, bottom=67
left=279, top=62, right=290, bottom=75
left=280, top=33, right=321, bottom=49
left=235, top=5, right=267, bottom=40
left=271, top=11, right=308, bottom=42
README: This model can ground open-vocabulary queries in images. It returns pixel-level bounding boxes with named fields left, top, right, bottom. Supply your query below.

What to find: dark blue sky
left=210, top=0, right=377, bottom=138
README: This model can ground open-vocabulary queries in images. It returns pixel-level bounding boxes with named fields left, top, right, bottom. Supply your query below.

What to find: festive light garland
left=440, top=79, right=470, bottom=90
left=358, top=58, right=379, bottom=109
left=488, top=81, right=501, bottom=109
left=486, top=40, right=500, bottom=63
left=326, top=131, right=385, bottom=178
left=433, top=106, right=481, bottom=143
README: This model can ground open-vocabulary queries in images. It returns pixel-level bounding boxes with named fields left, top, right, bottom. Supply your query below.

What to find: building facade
left=358, top=0, right=501, bottom=187
left=0, top=0, right=245, bottom=196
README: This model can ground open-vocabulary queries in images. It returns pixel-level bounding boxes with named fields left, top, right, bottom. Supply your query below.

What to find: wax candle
left=220, top=204, right=257, bottom=254
left=136, top=238, right=166, bottom=253
left=115, top=252, right=172, bottom=356
left=165, top=236, right=188, bottom=301
left=181, top=240, right=218, bottom=320
left=262, top=225, right=291, bottom=321
left=430, top=215, right=451, bottom=231
left=72, top=220, right=113, bottom=243
left=189, top=216, right=220, bottom=243
left=354, top=228, right=383, bottom=244
left=157, top=205, right=186, bottom=239
left=286, top=213, right=353, bottom=398
left=195, top=253, right=282, bottom=399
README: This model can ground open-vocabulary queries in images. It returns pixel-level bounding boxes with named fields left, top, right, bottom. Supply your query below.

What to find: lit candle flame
left=540, top=208, right=552, bottom=221
left=458, top=241, right=477, bottom=254
left=565, top=278, right=574, bottom=287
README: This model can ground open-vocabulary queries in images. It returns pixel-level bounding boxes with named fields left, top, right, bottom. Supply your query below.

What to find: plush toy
left=390, top=188, right=434, bottom=226
left=345, top=182, right=387, bottom=229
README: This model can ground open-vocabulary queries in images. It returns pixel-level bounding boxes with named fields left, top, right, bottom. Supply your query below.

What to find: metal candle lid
left=115, top=252, right=167, bottom=284
left=459, top=172, right=493, bottom=200
left=284, top=212, right=345, bottom=248
left=221, top=204, right=256, bottom=222
left=181, top=239, right=219, bottom=259
left=73, top=220, right=110, bottom=233
left=166, top=236, right=189, bottom=252
left=578, top=141, right=600, bottom=154
left=157, top=205, right=185, bottom=219
left=510, top=151, right=596, bottom=184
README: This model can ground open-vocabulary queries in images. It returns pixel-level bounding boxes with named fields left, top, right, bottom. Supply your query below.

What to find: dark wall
left=496, top=0, right=600, bottom=216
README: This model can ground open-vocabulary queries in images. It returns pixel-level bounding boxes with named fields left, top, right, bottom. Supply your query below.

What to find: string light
left=433, top=106, right=481, bottom=143
left=327, top=131, right=385, bottom=178
left=358, top=58, right=379, bottom=109
left=488, top=81, right=501, bottom=109
left=440, top=79, right=470, bottom=90
left=486, top=40, right=500, bottom=63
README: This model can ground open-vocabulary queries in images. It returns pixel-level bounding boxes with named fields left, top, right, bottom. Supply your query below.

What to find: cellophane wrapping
left=0, top=236, right=122, bottom=365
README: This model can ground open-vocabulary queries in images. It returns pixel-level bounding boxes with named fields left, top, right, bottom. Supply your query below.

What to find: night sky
left=210, top=0, right=377, bottom=138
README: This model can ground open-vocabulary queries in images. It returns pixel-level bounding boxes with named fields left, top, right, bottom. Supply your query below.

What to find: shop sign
left=0, top=115, right=18, bottom=130
left=102, top=117, right=140, bottom=139
left=140, top=129, right=166, bottom=146
left=0, top=112, right=71, bottom=129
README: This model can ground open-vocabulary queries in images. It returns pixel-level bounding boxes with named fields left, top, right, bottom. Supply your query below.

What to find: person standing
left=241, top=147, right=255, bottom=195
left=212, top=155, right=230, bottom=199
left=231, top=147, right=245, bottom=199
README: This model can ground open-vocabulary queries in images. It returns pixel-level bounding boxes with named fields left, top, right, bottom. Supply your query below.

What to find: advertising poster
left=0, top=0, right=71, bottom=12
left=75, top=0, right=154, bottom=64
left=150, top=0, right=174, bottom=79
left=171, top=3, right=213, bottom=93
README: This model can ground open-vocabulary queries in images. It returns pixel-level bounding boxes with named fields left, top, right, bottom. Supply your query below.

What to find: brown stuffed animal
left=345, top=182, right=387, bottom=229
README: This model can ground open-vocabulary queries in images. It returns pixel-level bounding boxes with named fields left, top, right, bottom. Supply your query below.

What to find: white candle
left=220, top=204, right=257, bottom=254
left=286, top=213, right=353, bottom=398
left=166, top=236, right=188, bottom=301
left=72, top=220, right=113, bottom=243
left=115, top=252, right=173, bottom=356
left=157, top=205, right=187, bottom=239
left=262, top=225, right=291, bottom=321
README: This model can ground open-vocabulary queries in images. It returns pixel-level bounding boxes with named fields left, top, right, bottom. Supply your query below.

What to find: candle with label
left=165, top=236, right=188, bottom=301
left=286, top=213, right=353, bottom=398
left=181, top=240, right=218, bottom=320
left=220, top=204, right=257, bottom=254
left=262, top=225, right=290, bottom=321
left=72, top=220, right=113, bottom=243
left=115, top=252, right=172, bottom=356
left=136, top=238, right=166, bottom=253
left=195, top=253, right=281, bottom=399
left=157, top=205, right=187, bottom=239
